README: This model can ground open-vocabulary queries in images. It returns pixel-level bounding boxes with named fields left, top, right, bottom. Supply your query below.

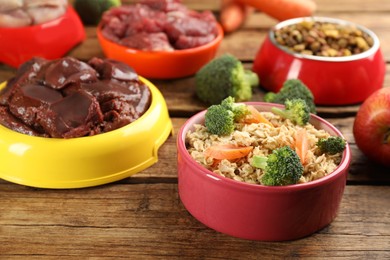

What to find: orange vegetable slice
left=294, top=128, right=309, bottom=165
left=243, top=105, right=274, bottom=127
left=204, top=144, right=253, bottom=160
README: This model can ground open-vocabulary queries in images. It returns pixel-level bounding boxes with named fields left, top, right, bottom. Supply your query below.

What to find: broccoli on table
left=317, top=136, right=346, bottom=155
left=195, top=54, right=259, bottom=105
left=204, top=97, right=250, bottom=136
left=271, top=98, right=310, bottom=126
left=251, top=146, right=304, bottom=186
left=264, top=79, right=316, bottom=114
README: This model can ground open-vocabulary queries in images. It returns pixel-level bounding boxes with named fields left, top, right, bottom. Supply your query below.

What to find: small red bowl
left=0, top=7, right=85, bottom=68
left=177, top=102, right=351, bottom=241
left=97, top=23, right=223, bottom=79
left=253, top=17, right=386, bottom=105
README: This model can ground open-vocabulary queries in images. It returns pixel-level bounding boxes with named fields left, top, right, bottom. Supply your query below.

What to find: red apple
left=353, top=87, right=390, bottom=167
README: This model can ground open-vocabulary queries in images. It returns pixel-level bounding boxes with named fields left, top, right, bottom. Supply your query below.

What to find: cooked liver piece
left=0, top=57, right=151, bottom=138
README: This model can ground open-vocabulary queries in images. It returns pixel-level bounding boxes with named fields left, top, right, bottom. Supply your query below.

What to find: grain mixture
left=186, top=112, right=343, bottom=185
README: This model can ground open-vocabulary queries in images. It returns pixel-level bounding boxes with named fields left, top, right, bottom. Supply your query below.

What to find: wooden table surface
left=1, top=0, right=389, bottom=258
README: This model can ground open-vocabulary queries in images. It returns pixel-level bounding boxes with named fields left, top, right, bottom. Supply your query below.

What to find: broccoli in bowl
left=185, top=97, right=347, bottom=186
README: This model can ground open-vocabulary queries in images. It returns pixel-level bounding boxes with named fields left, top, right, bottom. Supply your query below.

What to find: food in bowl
left=273, top=20, right=374, bottom=57
left=253, top=16, right=385, bottom=105
left=0, top=74, right=172, bottom=188
left=0, top=57, right=151, bottom=138
left=0, top=0, right=67, bottom=27
left=177, top=99, right=351, bottom=241
left=100, top=0, right=219, bottom=51
left=185, top=97, right=346, bottom=185
left=0, top=6, right=85, bottom=68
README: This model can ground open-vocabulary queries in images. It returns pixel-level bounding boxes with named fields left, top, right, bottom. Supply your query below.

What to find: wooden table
left=1, top=0, right=389, bottom=258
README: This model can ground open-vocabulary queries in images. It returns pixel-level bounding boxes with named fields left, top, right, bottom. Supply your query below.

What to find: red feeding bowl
left=253, top=17, right=385, bottom=105
left=177, top=102, right=351, bottom=241
left=0, top=7, right=85, bottom=68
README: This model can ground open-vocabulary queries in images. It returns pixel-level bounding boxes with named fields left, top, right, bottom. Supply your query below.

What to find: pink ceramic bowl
left=0, top=7, right=85, bottom=68
left=253, top=17, right=385, bottom=105
left=177, top=102, right=351, bottom=241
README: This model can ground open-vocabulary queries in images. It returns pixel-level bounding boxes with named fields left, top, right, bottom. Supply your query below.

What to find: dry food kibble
left=274, top=20, right=374, bottom=57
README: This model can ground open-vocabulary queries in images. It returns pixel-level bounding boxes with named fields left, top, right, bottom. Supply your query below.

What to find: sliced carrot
left=237, top=0, right=316, bottom=21
left=294, top=128, right=309, bottom=165
left=220, top=0, right=252, bottom=33
left=242, top=105, right=274, bottom=127
left=204, top=144, right=253, bottom=160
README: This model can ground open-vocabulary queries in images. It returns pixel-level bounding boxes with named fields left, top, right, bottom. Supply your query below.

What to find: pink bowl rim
left=0, top=6, right=75, bottom=31
left=97, top=21, right=224, bottom=56
left=269, top=16, right=381, bottom=62
left=177, top=102, right=351, bottom=193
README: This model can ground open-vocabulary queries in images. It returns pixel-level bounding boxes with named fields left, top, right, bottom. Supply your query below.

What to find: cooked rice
left=186, top=112, right=343, bottom=185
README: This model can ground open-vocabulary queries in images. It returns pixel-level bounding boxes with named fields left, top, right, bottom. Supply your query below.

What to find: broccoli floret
left=205, top=104, right=235, bottom=136
left=251, top=146, right=303, bottom=186
left=221, top=96, right=250, bottom=121
left=204, top=97, right=251, bottom=135
left=195, top=54, right=259, bottom=105
left=271, top=98, right=310, bottom=126
left=264, top=79, right=316, bottom=114
left=317, top=136, right=346, bottom=155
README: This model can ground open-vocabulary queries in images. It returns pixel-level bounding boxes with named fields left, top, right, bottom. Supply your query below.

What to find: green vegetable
left=221, top=96, right=250, bottom=122
left=317, top=136, right=346, bottom=155
left=205, top=104, right=235, bottom=136
left=264, top=79, right=316, bottom=114
left=271, top=98, right=310, bottom=126
left=251, top=146, right=303, bottom=186
left=204, top=97, right=250, bottom=136
left=74, top=0, right=121, bottom=25
left=195, top=54, right=259, bottom=105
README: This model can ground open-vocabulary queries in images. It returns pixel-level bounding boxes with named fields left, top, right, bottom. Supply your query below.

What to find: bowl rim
left=0, top=6, right=74, bottom=31
left=177, top=102, right=351, bottom=193
left=96, top=21, right=224, bottom=56
left=269, top=16, right=381, bottom=62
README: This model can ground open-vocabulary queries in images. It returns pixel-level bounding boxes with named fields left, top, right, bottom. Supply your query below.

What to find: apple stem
left=385, top=129, right=390, bottom=144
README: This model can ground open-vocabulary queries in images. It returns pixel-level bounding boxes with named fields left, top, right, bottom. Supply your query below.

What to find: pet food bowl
left=0, top=77, right=172, bottom=189
left=97, top=23, right=223, bottom=79
left=0, top=7, right=85, bottom=68
left=253, top=17, right=385, bottom=105
left=177, top=102, right=351, bottom=241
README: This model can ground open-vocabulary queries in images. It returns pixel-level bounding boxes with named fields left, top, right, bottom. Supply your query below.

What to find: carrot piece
left=243, top=105, right=274, bottom=127
left=204, top=144, right=253, bottom=160
left=294, top=128, right=309, bottom=165
left=220, top=0, right=252, bottom=33
left=237, top=0, right=316, bottom=21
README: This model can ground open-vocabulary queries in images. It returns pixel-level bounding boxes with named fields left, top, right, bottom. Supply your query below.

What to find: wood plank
left=142, top=65, right=390, bottom=118
left=1, top=117, right=388, bottom=186
left=4, top=63, right=389, bottom=117
left=0, top=184, right=389, bottom=258
left=136, top=117, right=390, bottom=183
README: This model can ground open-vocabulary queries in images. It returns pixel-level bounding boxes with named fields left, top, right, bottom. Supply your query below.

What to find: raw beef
left=101, top=0, right=219, bottom=51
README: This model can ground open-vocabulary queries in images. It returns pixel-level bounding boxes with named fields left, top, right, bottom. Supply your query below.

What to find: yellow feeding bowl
left=0, top=77, right=172, bottom=189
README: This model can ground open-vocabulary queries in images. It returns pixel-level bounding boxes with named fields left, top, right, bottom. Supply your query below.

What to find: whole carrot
left=237, top=0, right=316, bottom=21
left=220, top=0, right=253, bottom=33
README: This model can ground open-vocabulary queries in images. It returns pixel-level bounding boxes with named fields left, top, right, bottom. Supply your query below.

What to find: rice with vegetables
left=186, top=111, right=343, bottom=185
